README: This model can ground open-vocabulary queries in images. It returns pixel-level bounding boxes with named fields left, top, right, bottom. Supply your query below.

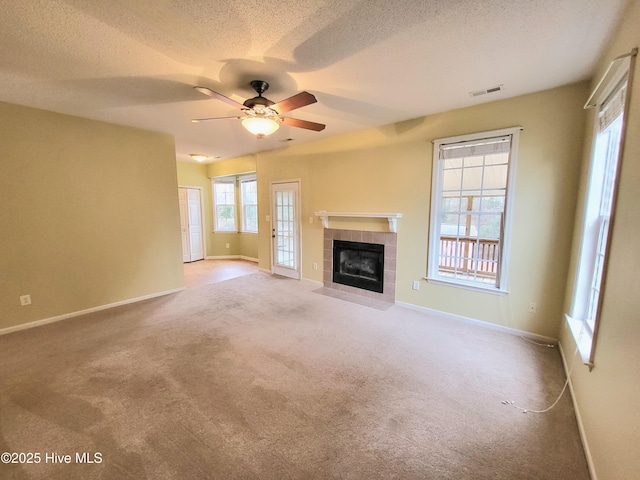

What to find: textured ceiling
left=0, top=0, right=630, bottom=162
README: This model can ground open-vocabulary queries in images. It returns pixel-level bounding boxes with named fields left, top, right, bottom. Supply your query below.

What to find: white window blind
left=440, top=136, right=512, bottom=159
left=598, top=81, right=627, bottom=130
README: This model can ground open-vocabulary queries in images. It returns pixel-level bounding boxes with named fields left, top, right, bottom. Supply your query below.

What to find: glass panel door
left=271, top=181, right=300, bottom=279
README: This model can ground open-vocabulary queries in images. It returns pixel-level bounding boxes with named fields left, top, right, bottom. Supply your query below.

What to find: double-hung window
left=240, top=176, right=258, bottom=233
left=212, top=178, right=237, bottom=232
left=428, top=127, right=520, bottom=291
left=566, top=51, right=634, bottom=368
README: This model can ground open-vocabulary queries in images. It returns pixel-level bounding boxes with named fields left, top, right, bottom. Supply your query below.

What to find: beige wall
left=255, top=82, right=587, bottom=339
left=559, top=2, right=640, bottom=479
left=0, top=101, right=183, bottom=330
left=208, top=155, right=259, bottom=260
left=237, top=232, right=259, bottom=260
left=207, top=155, right=256, bottom=178
left=208, top=231, right=258, bottom=260
left=177, top=155, right=259, bottom=260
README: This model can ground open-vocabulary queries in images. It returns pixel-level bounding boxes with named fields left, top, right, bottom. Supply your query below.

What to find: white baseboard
left=0, top=287, right=185, bottom=337
left=205, top=255, right=259, bottom=263
left=302, top=277, right=324, bottom=287
left=395, top=301, right=558, bottom=345
left=558, top=342, right=597, bottom=480
left=259, top=271, right=323, bottom=286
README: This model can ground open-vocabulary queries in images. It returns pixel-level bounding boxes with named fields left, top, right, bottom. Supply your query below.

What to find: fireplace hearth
left=333, top=240, right=384, bottom=293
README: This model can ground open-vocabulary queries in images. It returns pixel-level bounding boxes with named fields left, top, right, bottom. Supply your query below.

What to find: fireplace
left=333, top=240, right=384, bottom=293
left=323, top=229, right=396, bottom=303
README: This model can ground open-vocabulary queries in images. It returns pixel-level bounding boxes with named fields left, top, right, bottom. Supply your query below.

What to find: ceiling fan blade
left=271, top=91, right=317, bottom=113
left=281, top=117, right=326, bottom=131
left=191, top=116, right=240, bottom=123
left=194, top=86, right=245, bottom=109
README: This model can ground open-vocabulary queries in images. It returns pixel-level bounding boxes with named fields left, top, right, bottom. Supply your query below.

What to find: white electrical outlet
left=528, top=302, right=537, bottom=313
left=309, top=217, right=314, bottom=224
left=20, top=294, right=32, bottom=306
left=313, top=262, right=318, bottom=270
left=225, top=243, right=230, bottom=249
left=412, top=281, right=420, bottom=291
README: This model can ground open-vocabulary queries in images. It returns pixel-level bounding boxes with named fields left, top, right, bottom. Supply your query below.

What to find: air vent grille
left=470, top=85, right=504, bottom=97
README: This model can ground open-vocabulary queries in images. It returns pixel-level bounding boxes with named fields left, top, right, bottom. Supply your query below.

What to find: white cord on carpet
left=498, top=294, right=583, bottom=414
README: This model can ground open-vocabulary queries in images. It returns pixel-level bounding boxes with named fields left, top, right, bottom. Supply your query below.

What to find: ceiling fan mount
left=192, top=80, right=325, bottom=136
left=249, top=80, right=270, bottom=96
left=243, top=81, right=275, bottom=109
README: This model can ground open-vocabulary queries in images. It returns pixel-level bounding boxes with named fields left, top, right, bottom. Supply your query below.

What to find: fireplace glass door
left=333, top=240, right=384, bottom=293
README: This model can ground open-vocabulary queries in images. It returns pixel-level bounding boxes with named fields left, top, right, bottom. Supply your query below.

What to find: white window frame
left=566, top=51, right=635, bottom=369
left=212, top=177, right=237, bottom=232
left=428, top=127, right=521, bottom=293
left=239, top=175, right=258, bottom=234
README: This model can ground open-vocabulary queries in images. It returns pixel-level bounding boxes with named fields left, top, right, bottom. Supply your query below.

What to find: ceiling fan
left=192, top=80, right=326, bottom=138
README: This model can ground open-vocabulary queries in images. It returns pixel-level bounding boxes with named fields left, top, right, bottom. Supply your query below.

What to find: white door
left=178, top=187, right=204, bottom=263
left=271, top=181, right=301, bottom=279
left=187, top=189, right=204, bottom=261
left=178, top=188, right=191, bottom=262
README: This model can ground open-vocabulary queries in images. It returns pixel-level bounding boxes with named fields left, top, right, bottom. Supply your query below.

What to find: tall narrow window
left=212, top=178, right=237, bottom=232
left=567, top=50, right=634, bottom=368
left=428, top=128, right=520, bottom=291
left=240, top=176, right=258, bottom=233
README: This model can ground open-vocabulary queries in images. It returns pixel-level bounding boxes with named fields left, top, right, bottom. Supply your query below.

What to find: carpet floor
left=0, top=272, right=589, bottom=479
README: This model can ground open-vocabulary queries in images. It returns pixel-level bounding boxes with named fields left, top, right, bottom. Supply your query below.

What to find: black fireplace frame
left=332, top=240, right=384, bottom=293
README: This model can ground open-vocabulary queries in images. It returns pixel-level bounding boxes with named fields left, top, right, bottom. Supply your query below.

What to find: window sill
left=565, top=314, right=594, bottom=368
left=426, top=277, right=508, bottom=295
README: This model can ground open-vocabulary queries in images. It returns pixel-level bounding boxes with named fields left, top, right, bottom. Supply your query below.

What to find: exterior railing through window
left=439, top=236, right=499, bottom=279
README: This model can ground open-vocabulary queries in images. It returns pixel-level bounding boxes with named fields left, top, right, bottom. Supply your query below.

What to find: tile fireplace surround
left=323, top=228, right=397, bottom=303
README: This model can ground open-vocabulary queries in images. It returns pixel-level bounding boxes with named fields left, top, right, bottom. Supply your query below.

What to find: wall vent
left=469, top=85, right=504, bottom=97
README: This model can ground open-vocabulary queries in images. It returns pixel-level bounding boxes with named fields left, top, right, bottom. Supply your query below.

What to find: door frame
left=270, top=179, right=302, bottom=279
left=178, top=185, right=206, bottom=262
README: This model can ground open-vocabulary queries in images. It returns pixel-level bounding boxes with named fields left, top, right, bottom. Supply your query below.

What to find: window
left=567, top=53, right=632, bottom=368
left=212, top=179, right=237, bottom=232
left=428, top=127, right=520, bottom=291
left=240, top=176, right=258, bottom=233
left=211, top=174, right=259, bottom=233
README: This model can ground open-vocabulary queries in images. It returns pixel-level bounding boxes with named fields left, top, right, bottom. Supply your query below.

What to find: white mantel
left=314, top=210, right=403, bottom=233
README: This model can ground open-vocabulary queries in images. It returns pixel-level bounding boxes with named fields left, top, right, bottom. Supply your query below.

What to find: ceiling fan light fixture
left=241, top=116, right=281, bottom=137
left=193, top=80, right=324, bottom=135
left=189, top=153, right=208, bottom=162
